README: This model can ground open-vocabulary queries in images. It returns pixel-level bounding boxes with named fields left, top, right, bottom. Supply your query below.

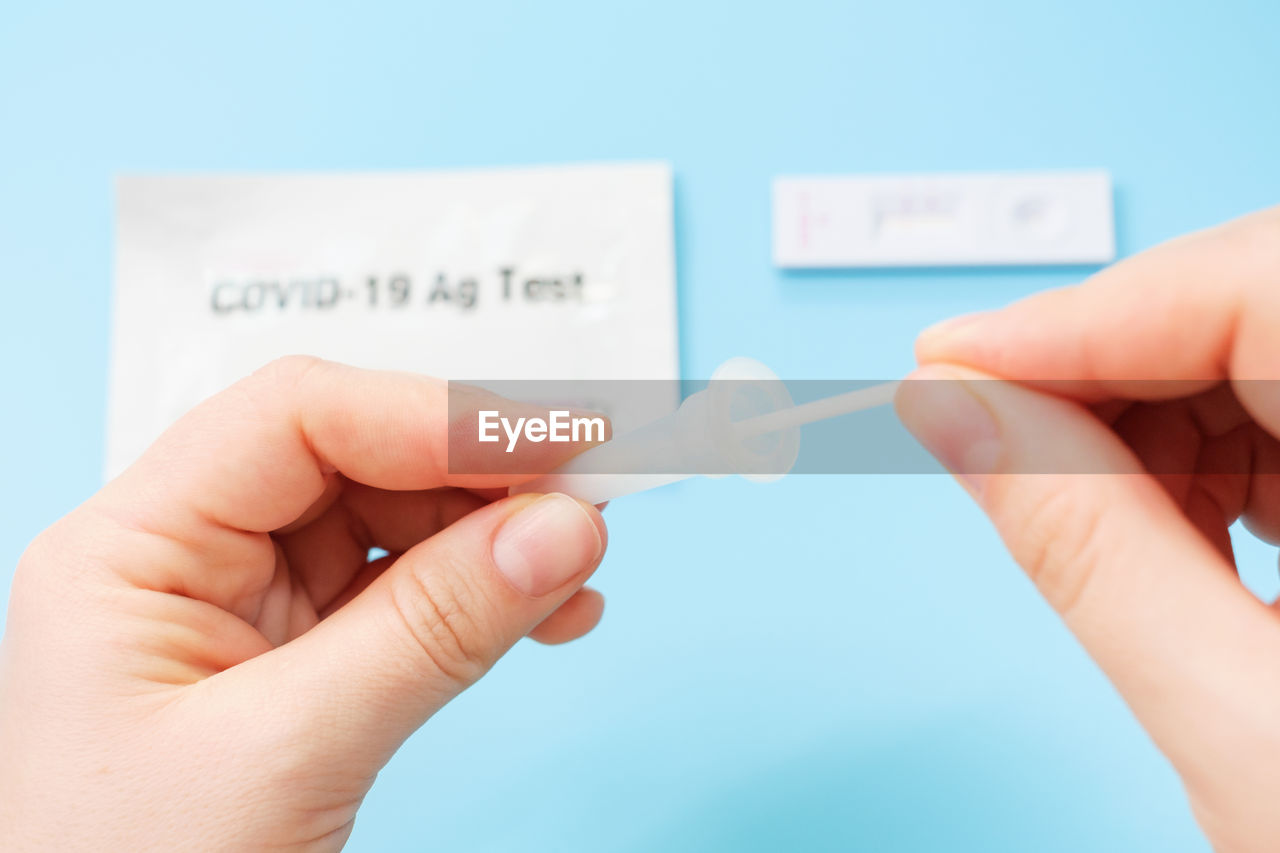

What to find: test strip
left=773, top=170, right=1115, bottom=268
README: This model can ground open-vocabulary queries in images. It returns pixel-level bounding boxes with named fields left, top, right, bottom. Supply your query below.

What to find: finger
left=1105, top=402, right=1240, bottom=565
left=1108, top=401, right=1200, bottom=503
left=87, top=358, right=600, bottom=611
left=895, top=366, right=1280, bottom=821
left=273, top=472, right=345, bottom=535
left=276, top=486, right=489, bottom=610
left=1243, top=434, right=1280, bottom=544
left=915, top=206, right=1280, bottom=431
left=1183, top=485, right=1236, bottom=565
left=341, top=484, right=488, bottom=553
left=319, top=552, right=399, bottom=619
left=110, top=358, right=598, bottom=531
left=527, top=587, right=605, bottom=645
left=1185, top=429, right=1252, bottom=564
left=224, top=492, right=606, bottom=769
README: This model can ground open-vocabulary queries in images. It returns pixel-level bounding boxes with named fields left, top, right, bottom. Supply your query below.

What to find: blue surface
left=3, top=1, right=1278, bottom=849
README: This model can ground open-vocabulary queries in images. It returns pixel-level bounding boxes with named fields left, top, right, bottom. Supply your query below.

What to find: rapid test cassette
left=772, top=170, right=1115, bottom=268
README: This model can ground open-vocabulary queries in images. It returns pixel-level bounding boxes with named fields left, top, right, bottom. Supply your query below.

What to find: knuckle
left=995, top=479, right=1108, bottom=618
left=388, top=559, right=493, bottom=689
left=227, top=355, right=331, bottom=439
left=1217, top=208, right=1280, bottom=275
left=12, top=526, right=57, bottom=598
left=251, top=354, right=328, bottom=392
left=14, top=514, right=93, bottom=589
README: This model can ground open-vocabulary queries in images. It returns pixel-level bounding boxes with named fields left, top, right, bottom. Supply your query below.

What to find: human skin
left=0, top=358, right=608, bottom=850
left=6, top=212, right=1279, bottom=853
left=895, top=206, right=1280, bottom=852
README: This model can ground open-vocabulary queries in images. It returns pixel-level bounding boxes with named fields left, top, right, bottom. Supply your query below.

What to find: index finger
left=101, top=356, right=598, bottom=536
left=916, top=206, right=1280, bottom=430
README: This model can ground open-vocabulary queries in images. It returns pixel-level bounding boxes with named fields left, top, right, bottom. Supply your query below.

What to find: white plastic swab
left=510, top=361, right=899, bottom=504
left=730, top=381, right=900, bottom=438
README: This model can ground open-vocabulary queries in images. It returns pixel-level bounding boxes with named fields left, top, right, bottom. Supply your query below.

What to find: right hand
left=895, top=207, right=1280, bottom=852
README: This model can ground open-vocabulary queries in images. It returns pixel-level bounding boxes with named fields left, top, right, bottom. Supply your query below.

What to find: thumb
left=895, top=365, right=1280, bottom=800
left=228, top=492, right=605, bottom=770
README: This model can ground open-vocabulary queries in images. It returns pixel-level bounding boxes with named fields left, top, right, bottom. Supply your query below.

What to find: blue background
left=3, top=1, right=1278, bottom=849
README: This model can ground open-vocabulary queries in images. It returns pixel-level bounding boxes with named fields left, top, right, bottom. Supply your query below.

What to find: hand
left=895, top=207, right=1280, bottom=852
left=0, top=357, right=608, bottom=851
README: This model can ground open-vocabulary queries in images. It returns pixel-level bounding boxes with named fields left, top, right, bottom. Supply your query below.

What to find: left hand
left=0, top=356, right=607, bottom=850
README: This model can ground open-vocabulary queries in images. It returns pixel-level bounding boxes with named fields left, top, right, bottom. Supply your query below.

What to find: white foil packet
left=108, top=163, right=679, bottom=479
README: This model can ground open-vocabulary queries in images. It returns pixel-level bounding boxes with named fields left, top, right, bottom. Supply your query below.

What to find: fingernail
left=895, top=367, right=1002, bottom=494
left=493, top=494, right=603, bottom=596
